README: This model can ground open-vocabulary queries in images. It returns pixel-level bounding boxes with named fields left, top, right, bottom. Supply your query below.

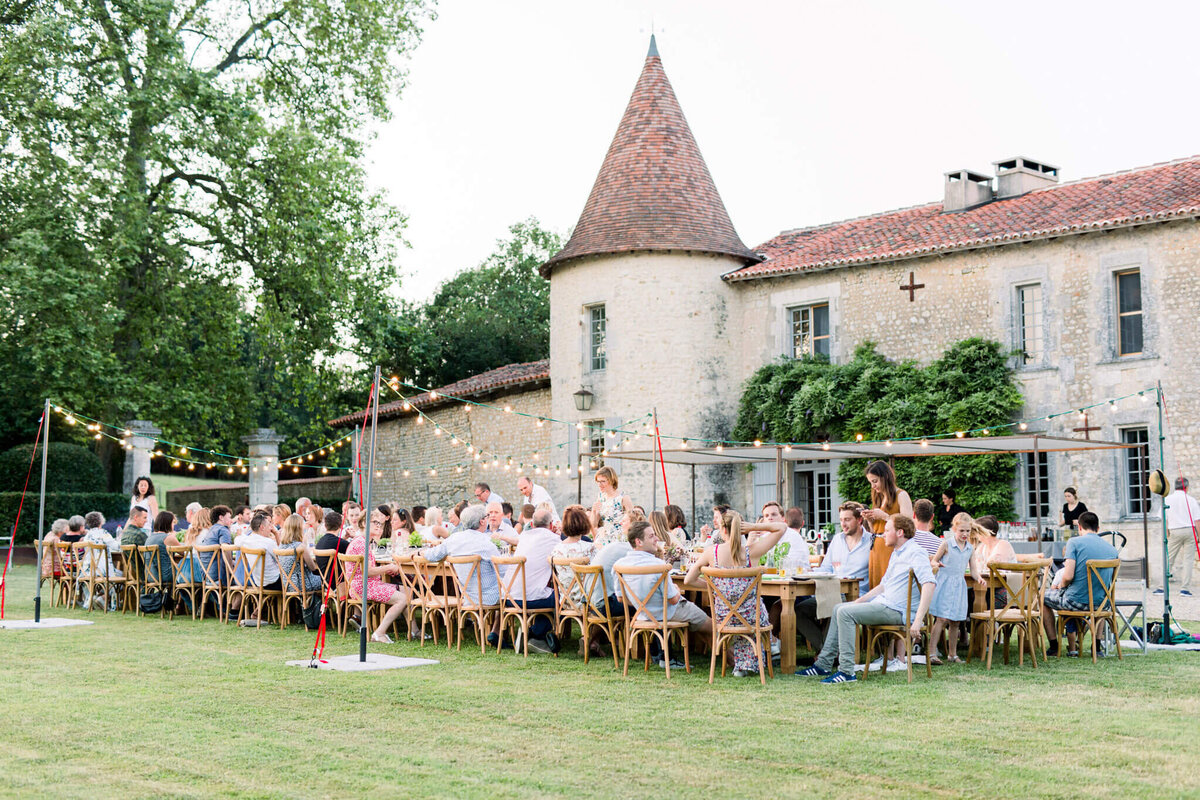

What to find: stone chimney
left=943, top=169, right=994, bottom=212
left=993, top=157, right=1059, bottom=198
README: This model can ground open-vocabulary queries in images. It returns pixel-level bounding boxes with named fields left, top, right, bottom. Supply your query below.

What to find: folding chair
left=447, top=555, right=501, bottom=653
left=138, top=544, right=174, bottom=620
left=967, top=560, right=1049, bottom=670
left=701, top=566, right=773, bottom=684
left=413, top=555, right=458, bottom=649
left=168, top=545, right=201, bottom=620
left=239, top=547, right=282, bottom=628
left=569, top=564, right=622, bottom=669
left=614, top=563, right=692, bottom=678
left=1112, top=555, right=1148, bottom=653
left=1056, top=558, right=1123, bottom=663
left=861, top=569, right=935, bottom=682
left=194, top=544, right=226, bottom=621
left=493, top=555, right=555, bottom=658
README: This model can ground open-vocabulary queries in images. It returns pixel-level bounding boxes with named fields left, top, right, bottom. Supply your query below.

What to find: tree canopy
left=733, top=339, right=1025, bottom=520
left=0, top=0, right=433, bottom=474
left=355, top=218, right=561, bottom=389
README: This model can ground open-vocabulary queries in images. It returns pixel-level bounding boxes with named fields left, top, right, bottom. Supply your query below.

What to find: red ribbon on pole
left=654, top=411, right=670, bottom=507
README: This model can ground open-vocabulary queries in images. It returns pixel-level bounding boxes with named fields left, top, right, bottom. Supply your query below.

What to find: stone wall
left=731, top=220, right=1200, bottom=525
left=367, top=386, right=556, bottom=512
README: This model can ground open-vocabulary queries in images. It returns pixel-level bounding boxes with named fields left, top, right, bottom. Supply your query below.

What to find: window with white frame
left=588, top=305, right=607, bottom=371
left=585, top=420, right=605, bottom=469
left=1122, top=427, right=1150, bottom=515
left=1016, top=283, right=1044, bottom=364
left=1024, top=451, right=1050, bottom=520
left=1115, top=270, right=1143, bottom=356
left=790, top=303, right=830, bottom=359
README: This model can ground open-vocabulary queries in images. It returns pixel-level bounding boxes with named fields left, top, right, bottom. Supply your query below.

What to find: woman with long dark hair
left=863, top=460, right=912, bottom=588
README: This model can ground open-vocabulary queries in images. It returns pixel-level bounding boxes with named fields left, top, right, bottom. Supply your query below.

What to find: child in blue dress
left=928, top=512, right=984, bottom=664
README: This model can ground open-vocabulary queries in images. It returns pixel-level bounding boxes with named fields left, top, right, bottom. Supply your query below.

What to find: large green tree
left=733, top=338, right=1024, bottom=519
left=356, top=217, right=562, bottom=388
left=0, top=0, right=431, bottom=472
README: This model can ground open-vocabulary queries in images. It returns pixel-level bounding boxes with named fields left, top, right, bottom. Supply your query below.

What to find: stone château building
left=335, top=37, right=1199, bottom=536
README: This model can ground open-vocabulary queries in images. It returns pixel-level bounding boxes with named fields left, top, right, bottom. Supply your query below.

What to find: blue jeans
left=507, top=595, right=556, bottom=639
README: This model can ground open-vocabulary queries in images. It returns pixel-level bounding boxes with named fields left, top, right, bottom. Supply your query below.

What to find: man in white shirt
left=799, top=514, right=935, bottom=684
left=474, top=482, right=505, bottom=508
left=485, top=501, right=519, bottom=546
left=424, top=505, right=502, bottom=608
left=230, top=505, right=253, bottom=538
left=505, top=508, right=562, bottom=653
left=1160, top=477, right=1200, bottom=596
left=234, top=513, right=282, bottom=589
left=614, top=521, right=710, bottom=649
left=793, top=502, right=872, bottom=654
left=517, top=476, right=559, bottom=523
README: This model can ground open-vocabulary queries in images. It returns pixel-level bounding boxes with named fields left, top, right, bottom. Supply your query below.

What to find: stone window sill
left=1096, top=352, right=1159, bottom=366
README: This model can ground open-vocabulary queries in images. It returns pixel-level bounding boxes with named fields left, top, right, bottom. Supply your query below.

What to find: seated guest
left=411, top=505, right=427, bottom=530
left=271, top=504, right=291, bottom=534
left=911, top=499, right=943, bottom=557
left=313, top=510, right=350, bottom=578
left=41, top=519, right=68, bottom=580
left=793, top=502, right=873, bottom=651
left=301, top=503, right=324, bottom=544
left=799, top=514, right=935, bottom=683
left=391, top=506, right=412, bottom=543
left=973, top=514, right=1016, bottom=609
left=230, top=505, right=252, bottom=538
left=344, top=508, right=409, bottom=643
left=486, top=501, right=519, bottom=546
left=199, top=505, right=234, bottom=581
left=121, top=505, right=151, bottom=547
left=142, top=511, right=179, bottom=613
left=551, top=506, right=597, bottom=601
left=175, top=507, right=209, bottom=588
left=1042, top=511, right=1119, bottom=657
left=236, top=513, right=283, bottom=590
left=664, top=504, right=688, bottom=542
left=449, top=500, right=469, bottom=531
left=61, top=516, right=86, bottom=544
left=589, top=534, right=633, bottom=617
left=277, top=513, right=323, bottom=596
left=514, top=504, right=535, bottom=534
left=503, top=507, right=562, bottom=653
left=685, top=510, right=784, bottom=676
left=615, top=521, right=711, bottom=665
left=761, top=502, right=814, bottom=564
left=423, top=505, right=503, bottom=641
left=76, top=512, right=122, bottom=610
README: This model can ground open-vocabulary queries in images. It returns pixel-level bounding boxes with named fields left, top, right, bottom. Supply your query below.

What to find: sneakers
left=1182, top=589, right=1194, bottom=597
left=656, top=657, right=686, bottom=670
left=732, top=668, right=755, bottom=678
left=1152, top=588, right=1164, bottom=595
left=886, top=657, right=907, bottom=672
left=770, top=639, right=781, bottom=656
left=821, top=671, right=857, bottom=684
left=796, top=665, right=830, bottom=677
left=525, top=637, right=553, bottom=654
left=544, top=631, right=560, bottom=654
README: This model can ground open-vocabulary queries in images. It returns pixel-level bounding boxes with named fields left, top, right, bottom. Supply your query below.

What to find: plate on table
left=795, top=572, right=838, bottom=580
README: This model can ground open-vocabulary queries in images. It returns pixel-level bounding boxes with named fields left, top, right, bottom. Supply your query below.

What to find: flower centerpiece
left=408, top=530, right=425, bottom=549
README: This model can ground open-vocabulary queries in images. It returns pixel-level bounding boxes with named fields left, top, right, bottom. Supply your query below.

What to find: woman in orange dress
left=863, top=461, right=913, bottom=588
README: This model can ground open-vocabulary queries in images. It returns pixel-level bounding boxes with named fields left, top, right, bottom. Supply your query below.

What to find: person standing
left=590, top=466, right=632, bottom=549
left=862, top=461, right=913, bottom=589
left=129, top=476, right=159, bottom=522
left=1159, top=477, right=1200, bottom=597
left=937, top=489, right=967, bottom=534
left=1059, top=487, right=1088, bottom=531
left=517, top=475, right=559, bottom=523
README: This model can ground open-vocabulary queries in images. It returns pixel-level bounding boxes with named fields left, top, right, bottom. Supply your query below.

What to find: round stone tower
left=541, top=36, right=761, bottom=516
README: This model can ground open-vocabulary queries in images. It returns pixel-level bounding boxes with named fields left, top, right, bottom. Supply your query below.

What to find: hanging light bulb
left=322, top=467, right=329, bottom=474
left=455, top=466, right=463, bottom=474
left=955, top=431, right=965, bottom=438
left=920, top=439, right=930, bottom=447
left=536, top=419, right=544, bottom=427
left=429, top=468, right=437, bottom=477
left=172, top=459, right=181, bottom=467
left=403, top=469, right=410, bottom=477
left=241, top=467, right=247, bottom=474
left=885, top=440, right=893, bottom=448
left=1019, top=422, right=1029, bottom=431
left=504, top=405, right=513, bottom=413
left=416, top=415, right=424, bottom=425
left=856, top=433, right=864, bottom=442
left=981, top=429, right=990, bottom=436
left=434, top=427, right=442, bottom=436
left=180, top=446, right=188, bottom=454
left=784, top=444, right=792, bottom=452
left=821, top=443, right=830, bottom=451
left=123, top=429, right=132, bottom=437
left=320, top=449, right=326, bottom=456
left=715, top=443, right=724, bottom=452
left=227, top=467, right=235, bottom=474
left=236, top=458, right=243, bottom=466
left=187, top=463, right=196, bottom=471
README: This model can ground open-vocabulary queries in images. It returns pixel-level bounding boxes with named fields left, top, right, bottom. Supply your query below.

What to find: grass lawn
left=2, top=565, right=1198, bottom=799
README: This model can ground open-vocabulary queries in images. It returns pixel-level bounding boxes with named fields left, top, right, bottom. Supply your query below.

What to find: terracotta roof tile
left=329, top=360, right=550, bottom=427
left=726, top=155, right=1200, bottom=282
left=541, top=38, right=760, bottom=276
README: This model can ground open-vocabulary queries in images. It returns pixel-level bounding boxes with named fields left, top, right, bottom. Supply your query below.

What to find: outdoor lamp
left=573, top=386, right=594, bottom=412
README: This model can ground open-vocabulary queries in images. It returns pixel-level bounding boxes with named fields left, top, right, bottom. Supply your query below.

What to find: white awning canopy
left=604, top=434, right=1137, bottom=466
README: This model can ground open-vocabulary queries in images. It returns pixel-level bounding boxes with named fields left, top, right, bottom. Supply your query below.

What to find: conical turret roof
left=541, top=37, right=760, bottom=276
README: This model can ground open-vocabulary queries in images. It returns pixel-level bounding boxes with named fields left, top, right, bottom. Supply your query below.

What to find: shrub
left=0, top=442, right=106, bottom=493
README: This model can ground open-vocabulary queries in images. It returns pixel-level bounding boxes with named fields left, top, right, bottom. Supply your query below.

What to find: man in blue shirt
left=1042, top=511, right=1118, bottom=656
left=799, top=514, right=935, bottom=683
left=795, top=501, right=872, bottom=652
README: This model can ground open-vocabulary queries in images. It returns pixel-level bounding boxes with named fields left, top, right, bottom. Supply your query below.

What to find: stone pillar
left=122, top=420, right=162, bottom=495
left=242, top=428, right=286, bottom=507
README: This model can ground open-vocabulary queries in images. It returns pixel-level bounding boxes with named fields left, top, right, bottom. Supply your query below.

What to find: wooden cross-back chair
left=392, top=554, right=424, bottom=640
left=40, top=540, right=63, bottom=607
left=337, top=552, right=386, bottom=637
left=493, top=555, right=554, bottom=658
left=550, top=556, right=591, bottom=644
left=138, top=544, right=174, bottom=620
left=701, top=566, right=773, bottom=685
left=312, top=549, right=345, bottom=634
left=193, top=544, right=225, bottom=621
left=569, top=564, right=622, bottom=669
left=863, top=569, right=933, bottom=682
left=221, top=544, right=246, bottom=622
left=967, top=560, right=1050, bottom=670
left=118, top=543, right=142, bottom=614
left=80, top=541, right=124, bottom=614
left=614, top=563, right=692, bottom=678
left=1056, top=558, right=1123, bottom=664
left=275, top=546, right=310, bottom=630
left=412, top=555, right=458, bottom=649
left=167, top=545, right=201, bottom=620
left=238, top=547, right=282, bottom=628
left=54, top=541, right=79, bottom=608
left=446, top=554, right=501, bottom=653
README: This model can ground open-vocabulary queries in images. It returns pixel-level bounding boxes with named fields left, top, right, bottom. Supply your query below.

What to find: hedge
left=0, top=492, right=130, bottom=544
left=0, top=442, right=107, bottom=493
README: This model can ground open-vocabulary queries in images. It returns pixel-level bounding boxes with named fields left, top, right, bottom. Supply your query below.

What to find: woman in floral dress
left=685, top=510, right=785, bottom=677
left=344, top=507, right=410, bottom=643
left=589, top=466, right=632, bottom=548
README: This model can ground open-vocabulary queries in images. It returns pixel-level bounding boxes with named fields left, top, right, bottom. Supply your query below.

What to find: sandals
left=946, top=655, right=963, bottom=664
left=370, top=632, right=394, bottom=644
left=929, top=655, right=944, bottom=666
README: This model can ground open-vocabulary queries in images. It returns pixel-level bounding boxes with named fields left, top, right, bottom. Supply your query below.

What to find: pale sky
left=368, top=0, right=1200, bottom=300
